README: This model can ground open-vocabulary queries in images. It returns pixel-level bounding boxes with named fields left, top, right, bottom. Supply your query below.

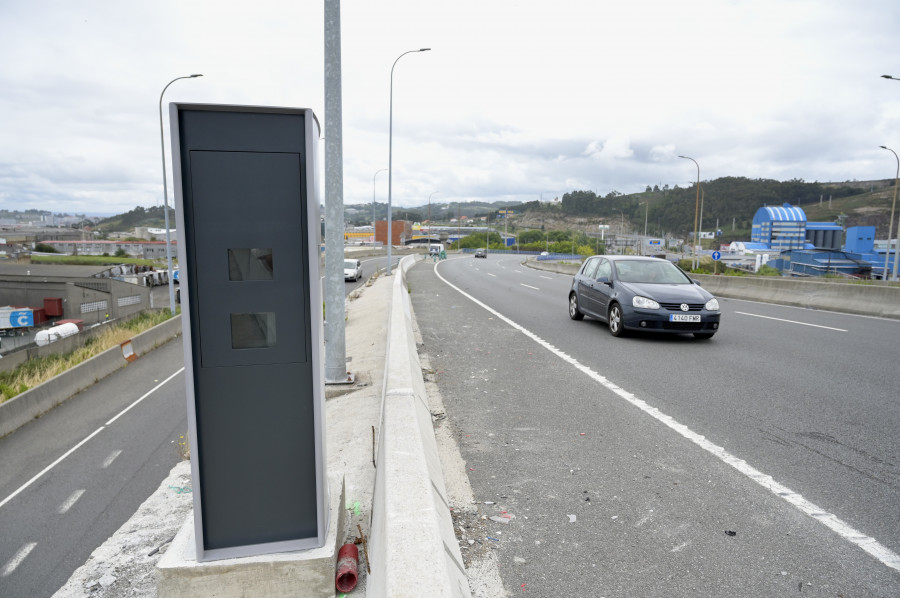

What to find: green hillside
left=94, top=205, right=174, bottom=232
left=386, top=178, right=897, bottom=246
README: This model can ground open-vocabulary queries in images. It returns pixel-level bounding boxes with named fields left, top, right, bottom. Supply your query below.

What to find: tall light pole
left=159, top=74, right=202, bottom=316
left=639, top=201, right=648, bottom=255
left=373, top=168, right=387, bottom=242
left=428, top=190, right=438, bottom=223
left=679, top=155, right=701, bottom=267
left=880, top=146, right=899, bottom=281
left=643, top=201, right=649, bottom=236
left=387, top=48, right=430, bottom=275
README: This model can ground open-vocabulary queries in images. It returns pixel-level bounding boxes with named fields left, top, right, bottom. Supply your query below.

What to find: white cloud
left=1, top=0, right=899, bottom=214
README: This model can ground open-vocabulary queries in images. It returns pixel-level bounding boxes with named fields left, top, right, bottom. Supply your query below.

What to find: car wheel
left=568, top=293, right=584, bottom=320
left=608, top=303, right=625, bottom=337
left=693, top=332, right=715, bottom=340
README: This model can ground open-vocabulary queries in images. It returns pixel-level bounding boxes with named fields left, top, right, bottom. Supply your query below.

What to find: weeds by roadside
left=0, top=310, right=174, bottom=404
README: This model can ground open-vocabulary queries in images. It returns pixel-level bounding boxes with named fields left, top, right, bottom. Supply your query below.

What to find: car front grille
left=659, top=302, right=704, bottom=312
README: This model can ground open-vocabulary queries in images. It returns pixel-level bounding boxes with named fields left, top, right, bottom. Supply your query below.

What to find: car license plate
left=669, top=314, right=701, bottom=322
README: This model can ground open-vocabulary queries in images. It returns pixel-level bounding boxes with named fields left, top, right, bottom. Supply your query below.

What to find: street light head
left=419, top=48, right=431, bottom=52
left=190, top=74, right=203, bottom=78
left=882, top=75, right=895, bottom=80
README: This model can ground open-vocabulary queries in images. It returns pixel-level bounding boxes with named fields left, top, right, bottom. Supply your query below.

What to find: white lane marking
left=0, top=368, right=183, bottom=512
left=735, top=311, right=847, bottom=332
left=433, top=264, right=900, bottom=572
left=0, top=427, right=105, bottom=511
left=57, top=489, right=86, bottom=514
left=102, top=449, right=123, bottom=469
left=106, top=367, right=184, bottom=425
left=540, top=275, right=553, bottom=280
left=1, top=542, right=37, bottom=577
left=488, top=273, right=497, bottom=277
left=520, top=283, right=540, bottom=290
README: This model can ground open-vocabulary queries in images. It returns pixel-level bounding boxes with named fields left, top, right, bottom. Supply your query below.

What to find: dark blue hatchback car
left=568, top=255, right=721, bottom=339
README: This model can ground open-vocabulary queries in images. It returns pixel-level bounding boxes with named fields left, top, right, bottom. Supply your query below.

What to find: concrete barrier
left=692, top=274, right=900, bottom=319
left=523, top=257, right=900, bottom=320
left=525, top=259, right=581, bottom=276
left=368, top=255, right=471, bottom=598
left=0, top=316, right=183, bottom=439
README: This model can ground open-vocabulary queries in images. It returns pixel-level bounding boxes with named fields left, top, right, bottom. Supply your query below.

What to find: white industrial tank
left=35, top=322, right=80, bottom=347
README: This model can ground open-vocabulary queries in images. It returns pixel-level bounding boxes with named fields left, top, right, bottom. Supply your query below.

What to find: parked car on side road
left=474, top=248, right=487, bottom=258
left=568, top=255, right=720, bottom=339
left=344, top=258, right=363, bottom=282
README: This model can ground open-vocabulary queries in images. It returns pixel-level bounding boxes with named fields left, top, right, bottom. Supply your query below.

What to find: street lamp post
left=679, top=155, right=701, bottom=268
left=880, top=146, right=900, bottom=281
left=428, top=190, right=438, bottom=223
left=387, top=48, right=430, bottom=275
left=373, top=168, right=387, bottom=243
left=639, top=201, right=648, bottom=255
left=159, top=74, right=202, bottom=316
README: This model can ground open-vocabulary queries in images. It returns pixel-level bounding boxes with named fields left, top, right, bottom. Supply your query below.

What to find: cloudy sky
left=2, top=0, right=899, bottom=216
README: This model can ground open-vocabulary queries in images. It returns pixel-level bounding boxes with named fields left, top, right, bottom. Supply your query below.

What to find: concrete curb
left=367, top=255, right=472, bottom=598
left=0, top=316, right=183, bottom=439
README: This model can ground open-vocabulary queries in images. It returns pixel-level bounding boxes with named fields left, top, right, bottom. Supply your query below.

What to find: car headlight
left=632, top=296, right=660, bottom=310
left=705, top=298, right=720, bottom=311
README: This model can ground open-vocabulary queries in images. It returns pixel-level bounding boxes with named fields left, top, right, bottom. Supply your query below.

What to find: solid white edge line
left=433, top=261, right=900, bottom=572
left=735, top=311, right=847, bottom=332
left=0, top=367, right=184, bottom=512
left=105, top=367, right=184, bottom=425
left=0, top=541, right=37, bottom=577
left=0, top=427, right=105, bottom=511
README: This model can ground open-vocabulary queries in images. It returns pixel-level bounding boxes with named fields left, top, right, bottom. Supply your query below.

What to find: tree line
left=515, top=177, right=868, bottom=241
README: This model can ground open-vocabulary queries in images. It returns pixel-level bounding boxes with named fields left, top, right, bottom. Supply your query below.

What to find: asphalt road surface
left=409, top=254, right=900, bottom=597
left=0, top=339, right=187, bottom=598
left=0, top=257, right=380, bottom=597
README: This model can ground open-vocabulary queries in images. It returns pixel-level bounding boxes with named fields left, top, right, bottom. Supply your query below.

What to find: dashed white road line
left=1, top=542, right=37, bottom=577
left=0, top=427, right=105, bottom=511
left=57, top=489, right=86, bottom=514
left=434, top=261, right=900, bottom=573
left=520, top=283, right=540, bottom=290
left=0, top=368, right=184, bottom=512
left=102, top=449, right=123, bottom=469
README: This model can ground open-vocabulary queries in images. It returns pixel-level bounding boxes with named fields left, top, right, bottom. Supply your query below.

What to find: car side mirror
left=692, top=279, right=702, bottom=286
left=596, top=276, right=611, bottom=285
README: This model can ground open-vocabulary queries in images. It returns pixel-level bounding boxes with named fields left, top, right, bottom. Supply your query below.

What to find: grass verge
left=0, top=310, right=174, bottom=404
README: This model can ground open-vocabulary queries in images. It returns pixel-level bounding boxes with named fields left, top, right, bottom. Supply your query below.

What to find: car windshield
left=344, top=260, right=357, bottom=268
left=613, top=260, right=689, bottom=284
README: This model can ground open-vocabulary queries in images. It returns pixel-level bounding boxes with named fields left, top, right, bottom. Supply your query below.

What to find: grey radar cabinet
left=170, top=103, right=327, bottom=561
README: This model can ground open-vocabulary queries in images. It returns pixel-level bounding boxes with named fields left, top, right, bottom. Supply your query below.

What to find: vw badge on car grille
left=680, top=304, right=689, bottom=311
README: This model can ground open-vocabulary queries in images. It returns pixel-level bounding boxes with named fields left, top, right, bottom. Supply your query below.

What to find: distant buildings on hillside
left=726, top=203, right=896, bottom=279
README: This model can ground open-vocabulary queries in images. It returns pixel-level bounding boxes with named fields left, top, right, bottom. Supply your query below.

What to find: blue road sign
left=712, top=251, right=721, bottom=261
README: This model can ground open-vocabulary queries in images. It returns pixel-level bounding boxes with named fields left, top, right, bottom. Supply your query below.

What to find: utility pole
left=324, top=0, right=350, bottom=383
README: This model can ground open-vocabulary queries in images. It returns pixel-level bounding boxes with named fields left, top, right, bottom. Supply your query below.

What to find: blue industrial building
left=749, top=203, right=896, bottom=278
left=751, top=204, right=811, bottom=251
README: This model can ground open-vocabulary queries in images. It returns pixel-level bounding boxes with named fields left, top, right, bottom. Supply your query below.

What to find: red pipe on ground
left=335, top=543, right=359, bottom=592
